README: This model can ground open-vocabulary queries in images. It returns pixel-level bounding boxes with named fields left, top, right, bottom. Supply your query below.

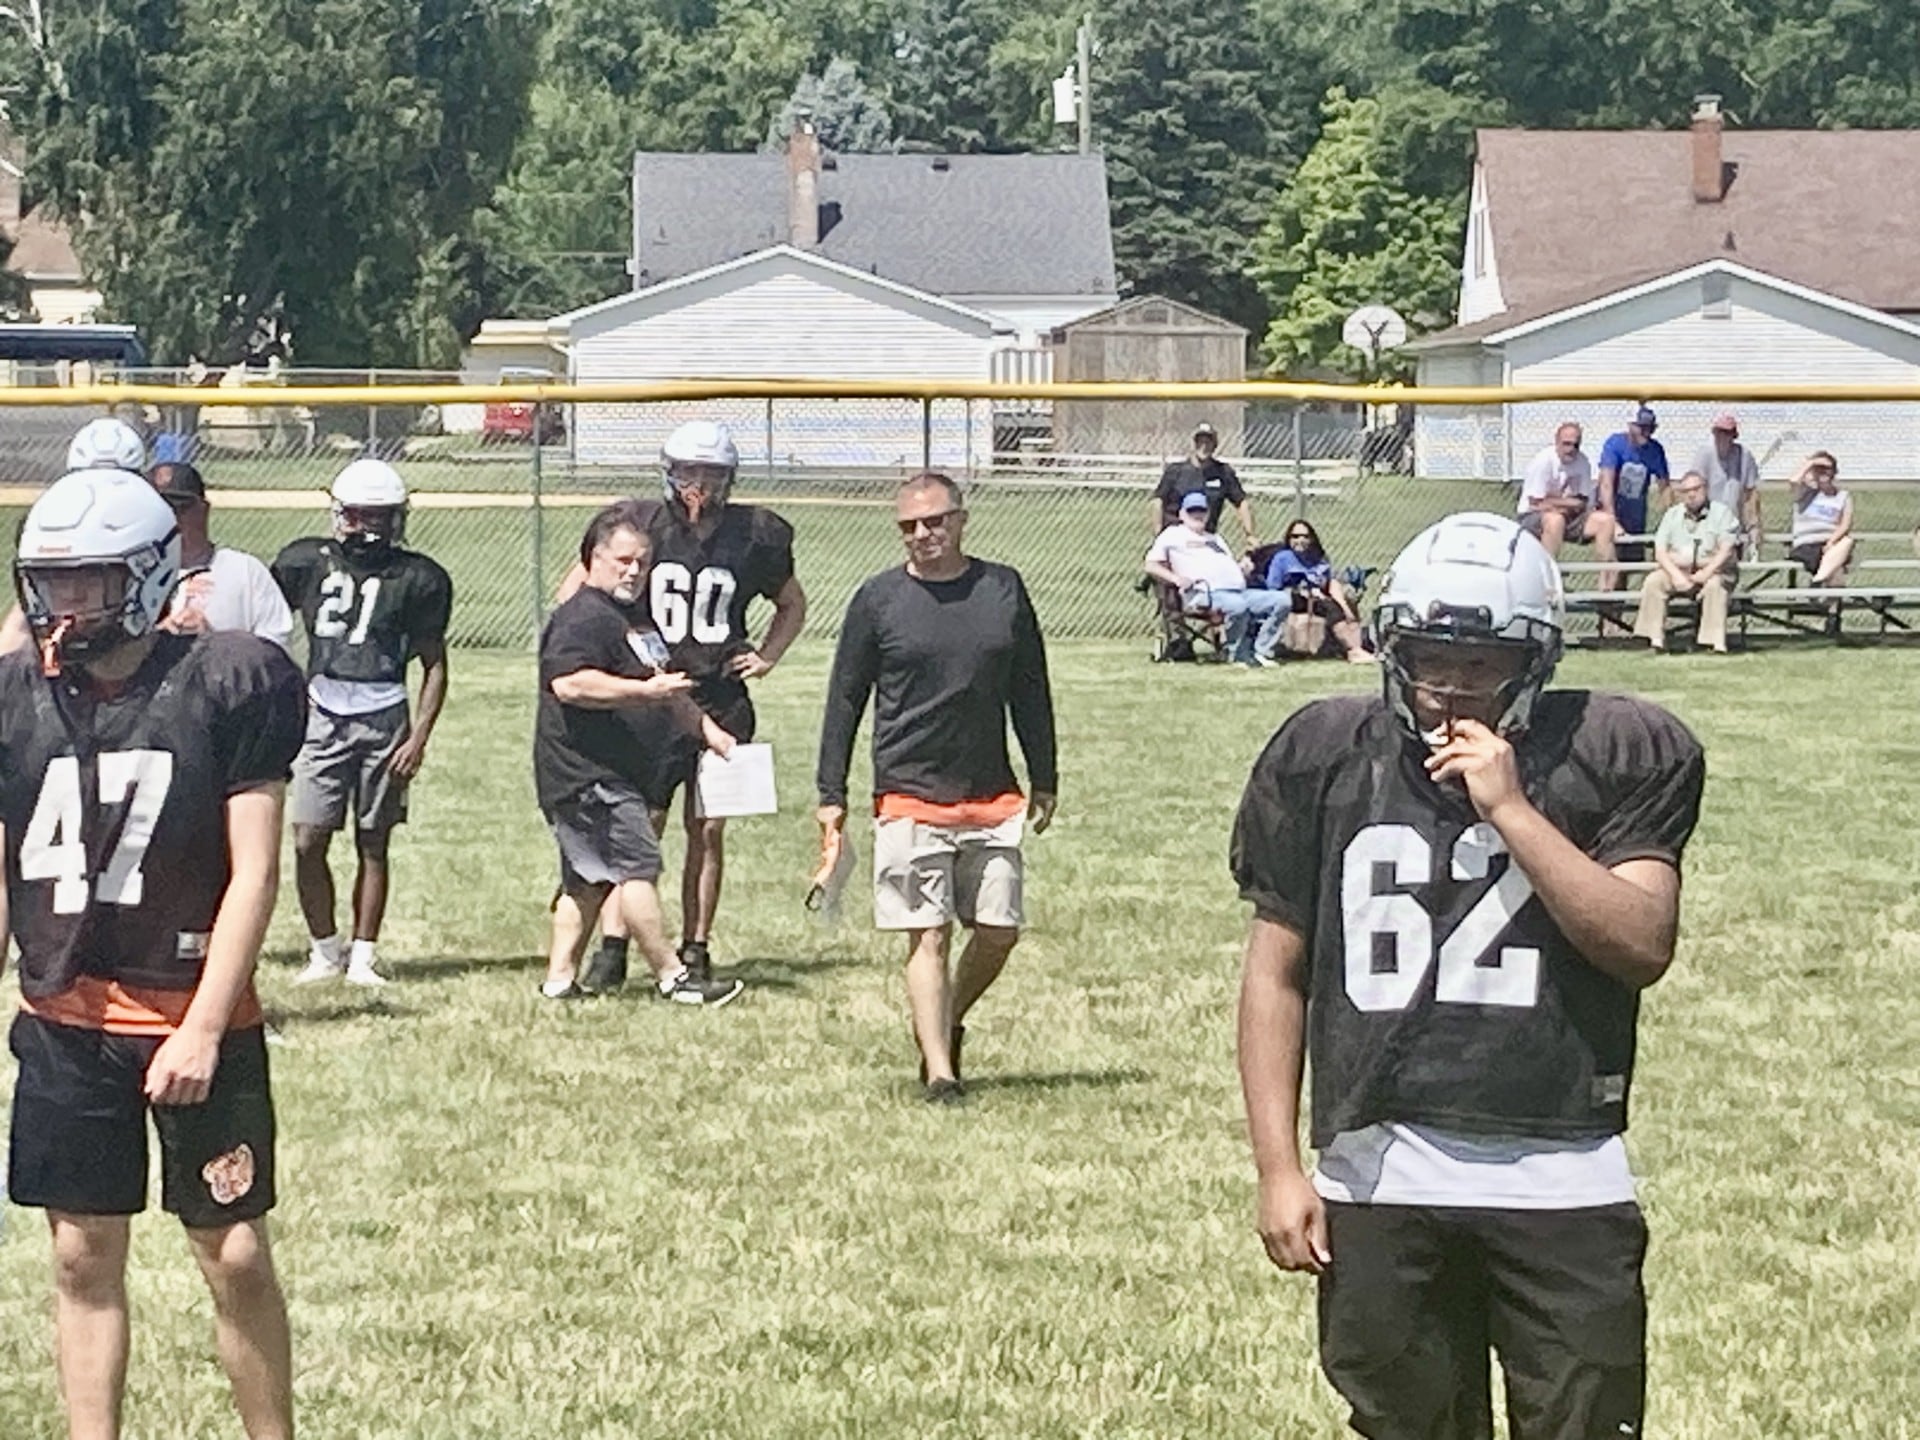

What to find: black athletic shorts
left=8, top=1012, right=277, bottom=1229
left=1789, top=541, right=1826, bottom=574
left=650, top=684, right=757, bottom=809
left=1317, top=1200, right=1646, bottom=1440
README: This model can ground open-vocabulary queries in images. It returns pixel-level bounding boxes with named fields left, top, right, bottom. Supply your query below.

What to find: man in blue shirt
left=1597, top=406, right=1670, bottom=567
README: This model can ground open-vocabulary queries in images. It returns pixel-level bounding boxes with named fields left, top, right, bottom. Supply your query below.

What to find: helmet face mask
left=1373, top=513, right=1565, bottom=749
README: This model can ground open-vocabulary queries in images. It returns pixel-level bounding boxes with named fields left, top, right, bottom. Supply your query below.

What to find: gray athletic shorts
left=551, top=782, right=664, bottom=889
left=289, top=702, right=410, bottom=833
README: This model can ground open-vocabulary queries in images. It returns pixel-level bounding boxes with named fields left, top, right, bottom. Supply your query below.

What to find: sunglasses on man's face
left=897, top=509, right=961, bottom=536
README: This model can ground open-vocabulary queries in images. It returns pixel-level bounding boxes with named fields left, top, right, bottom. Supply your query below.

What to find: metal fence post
left=764, top=396, right=775, bottom=486
left=1291, top=403, right=1306, bottom=520
left=529, top=415, right=546, bottom=649
left=921, top=397, right=933, bottom=472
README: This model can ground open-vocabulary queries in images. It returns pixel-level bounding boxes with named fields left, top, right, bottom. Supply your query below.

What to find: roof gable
left=555, top=245, right=1002, bottom=340
left=1477, top=127, right=1920, bottom=317
left=1061, top=294, right=1247, bottom=335
left=630, top=151, right=1116, bottom=298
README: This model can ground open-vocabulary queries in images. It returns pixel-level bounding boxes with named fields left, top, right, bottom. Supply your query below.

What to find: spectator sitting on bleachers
left=1518, top=421, right=1621, bottom=587
left=1632, top=471, right=1739, bottom=654
left=1145, top=491, right=1282, bottom=666
left=1787, top=451, right=1853, bottom=587
left=1254, top=520, right=1372, bottom=664
left=1692, top=412, right=1763, bottom=556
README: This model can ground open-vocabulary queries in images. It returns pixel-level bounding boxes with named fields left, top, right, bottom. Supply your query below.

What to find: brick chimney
left=787, top=115, right=821, bottom=249
left=1691, top=94, right=1725, bottom=203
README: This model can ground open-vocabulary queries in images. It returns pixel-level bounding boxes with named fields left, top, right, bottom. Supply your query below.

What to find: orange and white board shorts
left=873, top=810, right=1025, bottom=931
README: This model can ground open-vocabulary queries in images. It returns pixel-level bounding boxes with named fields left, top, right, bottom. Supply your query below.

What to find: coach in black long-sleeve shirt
left=816, top=473, right=1058, bottom=1104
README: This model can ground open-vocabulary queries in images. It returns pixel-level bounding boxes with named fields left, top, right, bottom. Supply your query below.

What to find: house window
left=1701, top=272, right=1732, bottom=319
left=1470, top=211, right=1488, bottom=279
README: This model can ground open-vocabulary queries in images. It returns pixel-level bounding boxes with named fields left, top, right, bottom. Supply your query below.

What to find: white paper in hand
left=693, top=743, right=778, bottom=819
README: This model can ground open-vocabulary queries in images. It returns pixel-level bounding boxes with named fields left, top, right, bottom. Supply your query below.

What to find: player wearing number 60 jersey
left=557, top=420, right=806, bottom=989
left=1234, top=512, right=1703, bottom=1440
left=4, top=469, right=307, bottom=1440
left=271, top=459, right=452, bottom=988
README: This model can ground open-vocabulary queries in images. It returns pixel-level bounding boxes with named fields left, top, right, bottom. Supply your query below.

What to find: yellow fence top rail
left=8, top=379, right=1920, bottom=407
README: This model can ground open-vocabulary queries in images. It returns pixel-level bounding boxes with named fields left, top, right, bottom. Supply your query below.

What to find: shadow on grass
left=726, top=954, right=872, bottom=992
left=262, top=998, right=412, bottom=1026
left=964, top=1067, right=1153, bottom=1094
left=378, top=954, right=540, bottom=981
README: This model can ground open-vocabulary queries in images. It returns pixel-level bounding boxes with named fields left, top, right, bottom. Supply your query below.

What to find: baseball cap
left=1180, top=491, right=1209, bottom=513
left=1711, top=412, right=1739, bottom=435
left=1193, top=422, right=1217, bottom=439
left=149, top=460, right=207, bottom=507
left=1630, top=406, right=1658, bottom=431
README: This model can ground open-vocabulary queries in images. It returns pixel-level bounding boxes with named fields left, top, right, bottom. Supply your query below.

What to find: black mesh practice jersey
left=0, top=633, right=307, bottom=998
left=271, top=538, right=453, bottom=684
left=1231, top=690, right=1704, bottom=1147
left=628, top=499, right=795, bottom=696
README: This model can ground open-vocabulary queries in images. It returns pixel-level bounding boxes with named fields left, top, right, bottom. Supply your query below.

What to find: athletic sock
left=349, top=939, right=379, bottom=971
left=312, top=934, right=344, bottom=965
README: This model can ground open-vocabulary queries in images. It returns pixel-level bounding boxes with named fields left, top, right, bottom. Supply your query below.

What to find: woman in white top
left=1787, top=450, right=1853, bottom=587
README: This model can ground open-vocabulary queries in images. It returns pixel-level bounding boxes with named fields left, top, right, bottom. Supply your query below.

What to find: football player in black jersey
left=1234, top=513, right=1704, bottom=1440
left=557, top=420, right=807, bottom=990
left=271, top=459, right=453, bottom=987
left=4, top=468, right=306, bottom=1440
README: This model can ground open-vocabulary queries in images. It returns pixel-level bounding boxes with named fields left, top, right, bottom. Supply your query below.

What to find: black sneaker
left=950, top=1023, right=966, bottom=1082
left=658, top=970, right=743, bottom=1008
left=924, top=1078, right=966, bottom=1106
left=578, top=947, right=628, bottom=996
left=679, top=940, right=712, bottom=985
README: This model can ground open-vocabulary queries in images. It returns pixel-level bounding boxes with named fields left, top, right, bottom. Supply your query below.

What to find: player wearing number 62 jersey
left=4, top=469, right=307, bottom=1439
left=272, top=459, right=453, bottom=987
left=1234, top=512, right=1704, bottom=1440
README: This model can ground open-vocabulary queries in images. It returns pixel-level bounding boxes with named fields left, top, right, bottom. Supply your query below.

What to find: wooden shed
left=1049, top=296, right=1247, bottom=459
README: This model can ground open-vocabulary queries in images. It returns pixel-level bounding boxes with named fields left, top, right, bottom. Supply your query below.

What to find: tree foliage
left=766, top=58, right=896, bottom=152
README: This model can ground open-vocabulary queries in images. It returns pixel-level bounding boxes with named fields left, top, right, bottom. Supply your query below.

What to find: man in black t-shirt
left=1233, top=513, right=1703, bottom=1439
left=5, top=469, right=306, bottom=1439
left=537, top=502, right=742, bottom=1006
left=556, top=420, right=807, bottom=989
left=817, top=472, right=1058, bottom=1103
left=1150, top=422, right=1256, bottom=539
left=271, top=459, right=452, bottom=988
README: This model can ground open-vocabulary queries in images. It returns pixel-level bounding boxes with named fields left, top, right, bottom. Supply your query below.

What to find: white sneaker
left=345, top=958, right=389, bottom=988
left=294, top=952, right=347, bottom=985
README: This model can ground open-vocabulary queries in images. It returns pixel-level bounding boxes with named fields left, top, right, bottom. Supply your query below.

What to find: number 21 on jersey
left=20, top=751, right=173, bottom=914
left=1341, top=822, right=1540, bottom=1012
left=315, top=571, right=382, bottom=643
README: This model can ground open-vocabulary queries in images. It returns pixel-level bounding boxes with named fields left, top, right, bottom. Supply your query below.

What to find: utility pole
left=1076, top=13, right=1093, bottom=154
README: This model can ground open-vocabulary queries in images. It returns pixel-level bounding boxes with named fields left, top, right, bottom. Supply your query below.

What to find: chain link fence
left=3, top=375, right=1918, bottom=646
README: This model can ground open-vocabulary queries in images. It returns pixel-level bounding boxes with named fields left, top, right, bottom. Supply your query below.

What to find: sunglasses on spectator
left=897, top=509, right=961, bottom=535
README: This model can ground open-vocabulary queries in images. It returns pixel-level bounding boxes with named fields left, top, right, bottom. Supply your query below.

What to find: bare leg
left=1814, top=536, right=1854, bottom=585
left=682, top=816, right=726, bottom=945
left=291, top=826, right=336, bottom=942
left=596, top=890, right=626, bottom=943
left=350, top=830, right=390, bottom=942
left=185, top=1220, right=293, bottom=1440
left=49, top=1212, right=131, bottom=1440
left=952, top=924, right=1019, bottom=1024
left=546, top=884, right=606, bottom=988
left=1534, top=511, right=1568, bottom=558
left=612, top=878, right=683, bottom=984
left=1588, top=513, right=1621, bottom=592
left=904, top=925, right=955, bottom=1083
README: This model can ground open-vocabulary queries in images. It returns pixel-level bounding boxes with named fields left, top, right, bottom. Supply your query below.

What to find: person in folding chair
left=1252, top=520, right=1374, bottom=664
left=1144, top=492, right=1283, bottom=666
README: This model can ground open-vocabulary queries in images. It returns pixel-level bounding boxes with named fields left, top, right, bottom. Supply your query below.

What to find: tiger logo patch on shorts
left=202, top=1144, right=257, bottom=1206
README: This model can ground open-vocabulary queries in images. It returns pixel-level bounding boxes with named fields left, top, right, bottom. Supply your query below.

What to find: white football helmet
left=661, top=420, right=738, bottom=520
left=330, top=458, right=409, bottom=554
left=16, top=468, right=182, bottom=675
left=1374, top=512, right=1566, bottom=743
left=66, top=417, right=148, bottom=474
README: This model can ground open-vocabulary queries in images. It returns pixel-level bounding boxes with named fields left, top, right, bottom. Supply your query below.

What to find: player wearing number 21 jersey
left=272, top=459, right=452, bottom=988
left=1234, top=513, right=1703, bottom=1440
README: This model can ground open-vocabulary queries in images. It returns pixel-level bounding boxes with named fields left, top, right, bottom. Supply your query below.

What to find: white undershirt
left=309, top=675, right=408, bottom=716
left=1313, top=1121, right=1637, bottom=1210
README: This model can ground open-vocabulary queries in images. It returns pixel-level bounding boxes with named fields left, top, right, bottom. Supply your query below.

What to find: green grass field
left=3, top=638, right=1920, bottom=1437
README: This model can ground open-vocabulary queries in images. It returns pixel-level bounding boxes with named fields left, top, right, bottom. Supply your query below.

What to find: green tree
left=22, top=0, right=540, bottom=366
left=1254, top=87, right=1461, bottom=378
left=1095, top=0, right=1314, bottom=337
left=766, top=57, right=896, bottom=151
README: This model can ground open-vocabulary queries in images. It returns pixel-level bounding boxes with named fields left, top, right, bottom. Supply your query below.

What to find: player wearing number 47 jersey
left=5, top=469, right=307, bottom=1440
left=1234, top=512, right=1704, bottom=1440
left=272, top=459, right=452, bottom=987
left=558, top=420, right=806, bottom=991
